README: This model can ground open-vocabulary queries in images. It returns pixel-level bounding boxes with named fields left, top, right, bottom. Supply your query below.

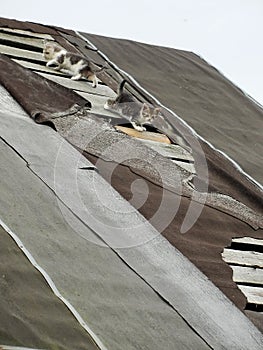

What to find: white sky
left=2, top=0, right=263, bottom=106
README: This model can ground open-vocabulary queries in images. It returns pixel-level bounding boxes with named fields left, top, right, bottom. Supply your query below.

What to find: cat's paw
left=71, top=74, right=82, bottom=81
left=134, top=125, right=146, bottom=132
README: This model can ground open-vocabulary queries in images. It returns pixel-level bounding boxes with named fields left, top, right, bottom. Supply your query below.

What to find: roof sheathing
left=0, top=17, right=263, bottom=344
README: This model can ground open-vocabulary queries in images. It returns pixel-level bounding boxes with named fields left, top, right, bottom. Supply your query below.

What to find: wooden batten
left=237, top=285, right=263, bottom=305
left=231, top=265, right=263, bottom=286
left=0, top=27, right=54, bottom=40
left=0, top=43, right=44, bottom=62
left=222, top=249, right=263, bottom=268
left=115, top=125, right=171, bottom=144
left=232, top=237, right=263, bottom=247
left=0, top=31, right=44, bottom=49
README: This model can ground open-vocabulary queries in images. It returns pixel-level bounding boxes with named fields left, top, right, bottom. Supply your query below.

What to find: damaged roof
left=0, top=17, right=262, bottom=349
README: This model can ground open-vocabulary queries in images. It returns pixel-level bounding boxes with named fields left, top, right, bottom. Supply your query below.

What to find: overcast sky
left=2, top=0, right=263, bottom=106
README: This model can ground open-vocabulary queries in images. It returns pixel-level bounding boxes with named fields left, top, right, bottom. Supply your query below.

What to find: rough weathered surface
left=83, top=33, right=263, bottom=187
left=1, top=110, right=262, bottom=349
left=0, top=114, right=213, bottom=350
left=0, top=17, right=262, bottom=342
left=0, top=226, right=100, bottom=350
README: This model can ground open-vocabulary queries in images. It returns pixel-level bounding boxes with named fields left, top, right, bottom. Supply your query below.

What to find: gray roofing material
left=0, top=17, right=263, bottom=346
left=0, top=112, right=212, bottom=350
left=0, top=226, right=99, bottom=350
left=0, top=54, right=261, bottom=230
left=1, top=105, right=263, bottom=349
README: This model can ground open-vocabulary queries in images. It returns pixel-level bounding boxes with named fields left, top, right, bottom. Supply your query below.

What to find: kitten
left=104, top=80, right=161, bottom=131
left=43, top=41, right=106, bottom=88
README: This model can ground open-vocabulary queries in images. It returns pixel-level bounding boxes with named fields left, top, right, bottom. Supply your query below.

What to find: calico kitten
left=43, top=41, right=105, bottom=88
left=104, top=80, right=161, bottom=131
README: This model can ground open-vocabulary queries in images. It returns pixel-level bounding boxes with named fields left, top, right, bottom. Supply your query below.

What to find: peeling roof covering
left=84, top=33, right=263, bottom=187
left=0, top=17, right=262, bottom=348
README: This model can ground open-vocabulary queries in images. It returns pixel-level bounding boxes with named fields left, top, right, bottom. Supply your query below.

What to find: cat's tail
left=118, top=79, right=127, bottom=95
left=93, top=62, right=109, bottom=73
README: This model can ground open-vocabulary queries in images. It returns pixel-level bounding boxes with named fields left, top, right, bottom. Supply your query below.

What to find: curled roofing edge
left=0, top=21, right=262, bottom=344
left=0, top=43, right=260, bottom=230
left=19, top=30, right=258, bottom=231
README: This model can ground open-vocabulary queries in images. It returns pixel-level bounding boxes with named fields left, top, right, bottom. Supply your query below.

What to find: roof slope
left=83, top=33, right=263, bottom=186
left=0, top=17, right=262, bottom=349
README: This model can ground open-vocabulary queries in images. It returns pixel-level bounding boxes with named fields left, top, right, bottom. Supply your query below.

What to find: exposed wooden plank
left=238, top=285, right=263, bottom=305
left=37, top=72, right=116, bottom=97
left=75, top=91, right=119, bottom=118
left=231, top=265, right=263, bottom=285
left=222, top=249, right=263, bottom=268
left=0, top=32, right=44, bottom=49
left=139, top=139, right=194, bottom=161
left=0, top=44, right=44, bottom=62
left=12, top=58, right=65, bottom=76
left=0, top=27, right=54, bottom=40
left=115, top=125, right=171, bottom=144
left=232, top=237, right=263, bottom=247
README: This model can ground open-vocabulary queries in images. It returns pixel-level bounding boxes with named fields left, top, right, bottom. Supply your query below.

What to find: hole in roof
left=222, top=237, right=263, bottom=313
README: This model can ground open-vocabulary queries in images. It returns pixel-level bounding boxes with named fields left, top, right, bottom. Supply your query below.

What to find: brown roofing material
left=83, top=33, right=263, bottom=187
left=0, top=22, right=262, bottom=332
left=84, top=152, right=263, bottom=332
left=0, top=53, right=90, bottom=124
left=66, top=33, right=263, bottom=213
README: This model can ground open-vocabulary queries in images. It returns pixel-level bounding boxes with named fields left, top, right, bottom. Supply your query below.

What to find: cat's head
left=140, top=103, right=161, bottom=122
left=104, top=98, right=117, bottom=111
left=42, top=40, right=63, bottom=60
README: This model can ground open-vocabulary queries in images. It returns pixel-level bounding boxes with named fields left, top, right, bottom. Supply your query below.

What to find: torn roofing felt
left=84, top=33, right=263, bottom=187
left=0, top=52, right=261, bottom=230
left=0, top=18, right=262, bottom=336
left=63, top=32, right=263, bottom=215
left=0, top=53, right=90, bottom=123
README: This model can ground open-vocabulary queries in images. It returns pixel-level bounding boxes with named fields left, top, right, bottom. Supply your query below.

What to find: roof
left=0, top=17, right=262, bottom=349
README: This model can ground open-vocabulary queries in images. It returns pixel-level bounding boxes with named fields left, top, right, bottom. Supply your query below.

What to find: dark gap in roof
left=171, top=158, right=194, bottom=164
left=79, top=166, right=98, bottom=172
left=0, top=28, right=45, bottom=39
left=0, top=37, right=43, bottom=53
left=227, top=262, right=260, bottom=268
left=4, top=53, right=43, bottom=65
left=38, top=120, right=57, bottom=130
left=230, top=242, right=263, bottom=254
left=116, top=122, right=163, bottom=134
left=237, top=281, right=263, bottom=288
left=245, top=303, right=263, bottom=312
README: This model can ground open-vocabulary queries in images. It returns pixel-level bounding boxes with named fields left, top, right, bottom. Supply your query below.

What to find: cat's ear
left=141, top=103, right=151, bottom=113
left=153, top=107, right=161, bottom=117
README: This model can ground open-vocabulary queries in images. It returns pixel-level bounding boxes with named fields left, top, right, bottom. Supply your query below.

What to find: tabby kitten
left=43, top=41, right=105, bottom=88
left=104, top=80, right=161, bottom=131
